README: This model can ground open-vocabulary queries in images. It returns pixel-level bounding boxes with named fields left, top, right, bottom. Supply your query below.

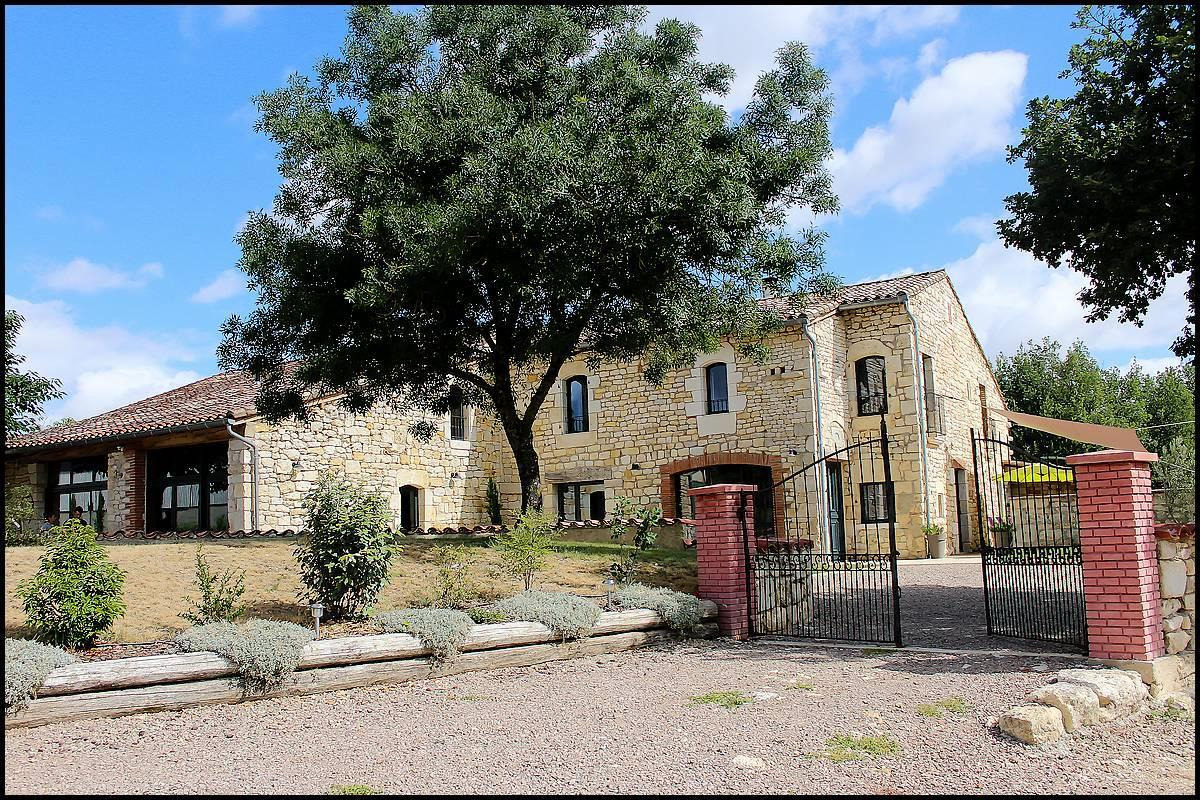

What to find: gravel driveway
left=5, top=639, right=1193, bottom=795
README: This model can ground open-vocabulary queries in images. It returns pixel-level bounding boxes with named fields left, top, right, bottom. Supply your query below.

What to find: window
left=979, top=384, right=990, bottom=437
left=673, top=464, right=774, bottom=536
left=922, top=354, right=939, bottom=432
left=46, top=457, right=108, bottom=533
left=563, top=375, right=589, bottom=433
left=449, top=389, right=468, bottom=441
left=859, top=481, right=895, bottom=524
left=855, top=356, right=887, bottom=416
left=399, top=485, right=421, bottom=530
left=705, top=363, right=729, bottom=414
left=557, top=481, right=605, bottom=521
left=148, top=445, right=228, bottom=532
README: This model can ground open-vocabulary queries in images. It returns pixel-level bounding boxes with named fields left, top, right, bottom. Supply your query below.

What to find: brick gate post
left=1066, top=449, right=1163, bottom=662
left=688, top=484, right=756, bottom=640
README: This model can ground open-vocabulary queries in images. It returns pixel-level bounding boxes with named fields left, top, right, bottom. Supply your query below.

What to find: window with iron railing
left=563, top=375, right=589, bottom=433
left=705, top=362, right=729, bottom=415
left=855, top=356, right=887, bottom=416
left=449, top=390, right=468, bottom=441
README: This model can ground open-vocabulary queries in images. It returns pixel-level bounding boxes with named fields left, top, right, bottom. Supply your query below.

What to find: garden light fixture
left=309, top=601, right=325, bottom=638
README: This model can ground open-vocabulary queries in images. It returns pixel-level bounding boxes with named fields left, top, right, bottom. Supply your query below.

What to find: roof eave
left=5, top=417, right=235, bottom=459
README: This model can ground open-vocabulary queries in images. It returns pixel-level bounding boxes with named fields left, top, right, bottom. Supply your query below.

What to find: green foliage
left=1152, top=433, right=1196, bottom=522
left=176, top=619, right=314, bottom=692
left=4, top=484, right=41, bottom=546
left=485, top=478, right=502, bottom=525
left=4, top=310, right=65, bottom=438
left=327, top=786, right=379, bottom=796
left=373, top=608, right=475, bottom=662
left=465, top=607, right=509, bottom=625
left=916, top=697, right=970, bottom=718
left=994, top=338, right=1196, bottom=457
left=296, top=473, right=396, bottom=619
left=490, top=590, right=600, bottom=641
left=4, top=638, right=77, bottom=714
left=423, top=545, right=478, bottom=609
left=612, top=583, right=705, bottom=635
left=491, top=508, right=559, bottom=591
left=689, top=691, right=752, bottom=709
left=17, top=520, right=126, bottom=648
left=920, top=523, right=945, bottom=539
left=999, top=5, right=1196, bottom=360
left=787, top=679, right=814, bottom=691
left=608, top=497, right=662, bottom=584
left=217, top=5, right=839, bottom=515
left=818, top=733, right=902, bottom=761
left=181, top=545, right=248, bottom=625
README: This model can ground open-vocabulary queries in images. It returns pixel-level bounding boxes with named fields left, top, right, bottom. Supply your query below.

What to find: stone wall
left=1157, top=523, right=1196, bottom=654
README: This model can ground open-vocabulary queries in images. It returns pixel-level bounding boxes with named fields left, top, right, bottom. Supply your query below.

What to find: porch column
left=1066, top=449, right=1163, bottom=662
left=688, top=483, right=756, bottom=640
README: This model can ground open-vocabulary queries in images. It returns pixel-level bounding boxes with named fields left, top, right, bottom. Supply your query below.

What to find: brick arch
left=659, top=452, right=785, bottom=535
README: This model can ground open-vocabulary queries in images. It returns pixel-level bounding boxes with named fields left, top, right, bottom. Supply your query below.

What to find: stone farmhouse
left=4, top=269, right=1009, bottom=559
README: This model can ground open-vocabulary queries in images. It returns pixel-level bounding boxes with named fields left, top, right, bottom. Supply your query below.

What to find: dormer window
left=564, top=375, right=589, bottom=433
left=705, top=363, right=729, bottom=414
left=855, top=356, right=887, bottom=416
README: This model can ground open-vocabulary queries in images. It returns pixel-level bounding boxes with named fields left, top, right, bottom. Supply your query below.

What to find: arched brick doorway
left=659, top=452, right=785, bottom=535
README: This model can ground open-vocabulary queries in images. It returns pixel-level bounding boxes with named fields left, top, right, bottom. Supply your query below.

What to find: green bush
left=466, top=607, right=509, bottom=625
left=425, top=545, right=478, bottom=609
left=491, top=508, right=559, bottom=591
left=177, top=619, right=314, bottom=692
left=181, top=545, right=247, bottom=625
left=490, top=590, right=600, bottom=641
left=296, top=473, right=396, bottom=619
left=608, top=497, right=662, bottom=584
left=4, top=485, right=43, bottom=546
left=486, top=477, right=502, bottom=525
left=374, top=608, right=474, bottom=662
left=612, top=583, right=706, bottom=635
left=17, top=520, right=126, bottom=648
left=5, top=638, right=77, bottom=714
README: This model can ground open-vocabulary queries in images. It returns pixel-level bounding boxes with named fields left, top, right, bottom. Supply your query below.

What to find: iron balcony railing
left=566, top=415, right=588, bottom=433
left=707, top=397, right=729, bottom=414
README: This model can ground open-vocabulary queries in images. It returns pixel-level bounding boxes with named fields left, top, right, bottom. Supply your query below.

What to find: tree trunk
left=509, top=424, right=544, bottom=513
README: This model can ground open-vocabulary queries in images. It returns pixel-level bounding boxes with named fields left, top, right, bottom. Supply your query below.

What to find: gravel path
left=5, top=640, right=1193, bottom=795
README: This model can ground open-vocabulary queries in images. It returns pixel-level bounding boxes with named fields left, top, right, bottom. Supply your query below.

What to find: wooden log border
left=7, top=602, right=718, bottom=729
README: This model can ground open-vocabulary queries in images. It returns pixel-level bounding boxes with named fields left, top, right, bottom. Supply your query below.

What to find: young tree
left=999, top=5, right=1196, bottom=362
left=217, top=5, right=838, bottom=511
left=5, top=311, right=64, bottom=438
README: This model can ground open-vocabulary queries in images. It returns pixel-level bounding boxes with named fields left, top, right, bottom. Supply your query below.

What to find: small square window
left=859, top=482, right=895, bottom=523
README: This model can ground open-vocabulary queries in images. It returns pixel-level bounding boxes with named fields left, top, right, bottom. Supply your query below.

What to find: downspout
left=899, top=293, right=932, bottom=543
left=800, top=317, right=829, bottom=548
left=226, top=417, right=259, bottom=532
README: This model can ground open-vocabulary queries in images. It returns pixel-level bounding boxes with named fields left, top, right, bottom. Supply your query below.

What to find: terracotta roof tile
left=760, top=269, right=946, bottom=321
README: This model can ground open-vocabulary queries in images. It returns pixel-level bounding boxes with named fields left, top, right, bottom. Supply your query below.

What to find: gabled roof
left=5, top=369, right=264, bottom=454
left=760, top=269, right=946, bottom=322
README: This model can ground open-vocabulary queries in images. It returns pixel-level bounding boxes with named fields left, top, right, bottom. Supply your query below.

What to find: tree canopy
left=993, top=336, right=1195, bottom=458
left=999, top=5, right=1196, bottom=362
left=4, top=310, right=64, bottom=440
left=218, top=4, right=838, bottom=511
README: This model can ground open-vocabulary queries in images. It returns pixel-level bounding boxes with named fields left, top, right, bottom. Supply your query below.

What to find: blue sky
left=5, top=5, right=1189, bottom=423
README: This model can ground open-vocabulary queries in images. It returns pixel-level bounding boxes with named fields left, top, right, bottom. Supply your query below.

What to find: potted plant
left=988, top=518, right=1015, bottom=548
left=922, top=523, right=947, bottom=559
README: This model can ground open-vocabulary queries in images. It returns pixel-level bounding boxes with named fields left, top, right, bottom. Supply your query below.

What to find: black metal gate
left=971, top=431, right=1087, bottom=650
left=744, top=420, right=902, bottom=645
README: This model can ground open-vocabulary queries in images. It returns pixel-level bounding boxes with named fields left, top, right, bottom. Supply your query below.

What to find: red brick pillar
left=1066, top=449, right=1163, bottom=661
left=689, top=484, right=756, bottom=640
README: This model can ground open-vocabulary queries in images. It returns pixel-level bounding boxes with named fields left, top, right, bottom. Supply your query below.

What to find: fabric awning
left=993, top=409, right=1149, bottom=453
left=997, top=463, right=1075, bottom=483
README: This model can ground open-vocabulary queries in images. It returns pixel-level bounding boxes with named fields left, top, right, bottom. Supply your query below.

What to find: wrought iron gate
left=971, top=431, right=1087, bottom=650
left=744, top=420, right=902, bottom=645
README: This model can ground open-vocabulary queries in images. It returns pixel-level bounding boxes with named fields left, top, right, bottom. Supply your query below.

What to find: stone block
left=1166, top=630, right=1191, bottom=655
left=1028, top=683, right=1101, bottom=732
left=1160, top=560, right=1187, bottom=597
left=1055, top=668, right=1147, bottom=718
left=997, top=704, right=1065, bottom=744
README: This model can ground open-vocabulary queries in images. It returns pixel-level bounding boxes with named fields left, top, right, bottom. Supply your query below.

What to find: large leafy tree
left=993, top=336, right=1195, bottom=457
left=999, top=5, right=1196, bottom=362
left=218, top=5, right=838, bottom=511
left=4, top=310, right=64, bottom=440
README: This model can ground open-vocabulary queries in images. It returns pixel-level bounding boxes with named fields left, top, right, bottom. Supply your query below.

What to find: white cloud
left=5, top=295, right=203, bottom=421
left=646, top=5, right=960, bottom=110
left=1123, top=355, right=1183, bottom=375
left=952, top=213, right=1000, bottom=240
left=939, top=238, right=1189, bottom=362
left=39, top=258, right=165, bottom=293
left=191, top=269, right=246, bottom=303
left=830, top=51, right=1028, bottom=213
left=916, top=38, right=946, bottom=74
left=218, top=5, right=261, bottom=28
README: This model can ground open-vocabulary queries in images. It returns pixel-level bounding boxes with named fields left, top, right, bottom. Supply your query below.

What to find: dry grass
left=3, top=537, right=696, bottom=643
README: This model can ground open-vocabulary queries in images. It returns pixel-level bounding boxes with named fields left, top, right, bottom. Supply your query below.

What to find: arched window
left=855, top=356, right=887, bottom=416
left=399, top=485, right=421, bottom=531
left=705, top=362, right=729, bottom=414
left=449, top=389, right=467, bottom=441
left=564, top=375, right=589, bottom=433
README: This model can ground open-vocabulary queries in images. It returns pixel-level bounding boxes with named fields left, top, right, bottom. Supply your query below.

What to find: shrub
left=490, top=590, right=600, bottom=641
left=491, top=508, right=558, bottom=591
left=612, top=583, right=706, bottom=635
left=425, top=545, right=478, bottom=609
left=4, top=485, right=42, bottom=546
left=296, top=473, right=395, bottom=619
left=689, top=690, right=752, bottom=709
left=177, top=620, right=314, bottom=692
left=608, top=498, right=662, bottom=584
left=374, top=608, right=474, bottom=662
left=181, top=545, right=247, bottom=625
left=466, top=607, right=509, bottom=625
left=486, top=477, right=502, bottom=525
left=5, top=638, right=77, bottom=714
left=17, top=520, right=126, bottom=648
